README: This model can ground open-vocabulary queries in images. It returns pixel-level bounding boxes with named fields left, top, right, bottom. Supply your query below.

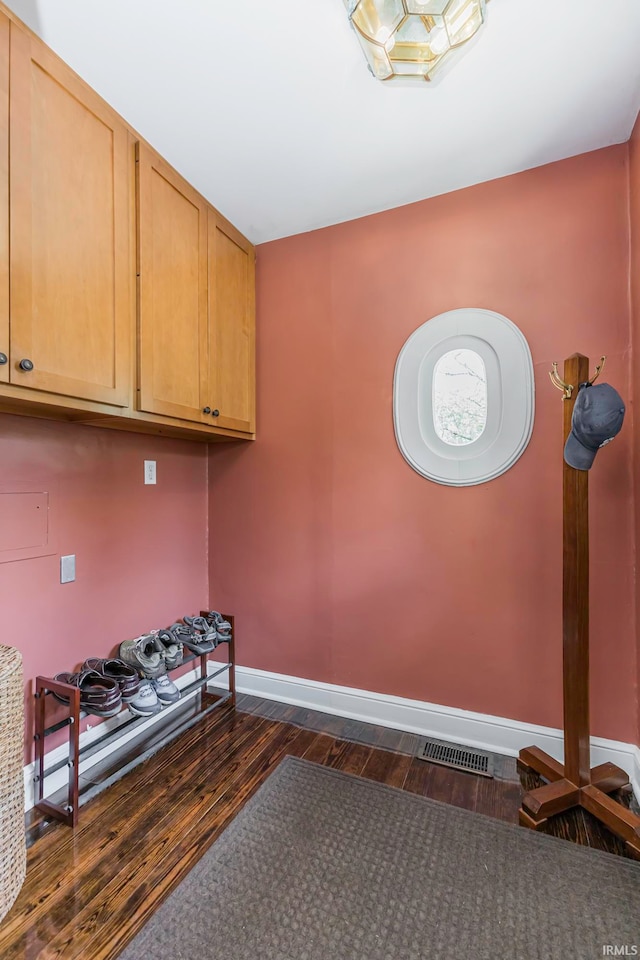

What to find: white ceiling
left=7, top=0, right=640, bottom=244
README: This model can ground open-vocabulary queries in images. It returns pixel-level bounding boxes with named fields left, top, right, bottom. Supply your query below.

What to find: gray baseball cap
left=563, top=382, right=625, bottom=471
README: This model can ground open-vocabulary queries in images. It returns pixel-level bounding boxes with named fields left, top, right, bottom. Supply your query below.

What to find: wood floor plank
left=237, top=693, right=272, bottom=714
left=329, top=741, right=373, bottom=777
left=371, top=725, right=410, bottom=753
left=301, top=733, right=337, bottom=765
left=284, top=705, right=316, bottom=728
left=324, top=738, right=357, bottom=768
left=582, top=807, right=630, bottom=857
left=277, top=727, right=318, bottom=761
left=422, top=763, right=480, bottom=811
left=361, top=747, right=413, bottom=789
left=383, top=753, right=413, bottom=789
left=475, top=775, right=522, bottom=824
left=492, top=753, right=520, bottom=783
left=320, top=740, right=360, bottom=769
left=266, top=703, right=307, bottom=725
left=402, top=758, right=479, bottom=811
left=397, top=730, right=421, bottom=755
left=252, top=697, right=285, bottom=719
left=541, top=809, right=591, bottom=849
left=305, top=711, right=355, bottom=740
left=402, top=757, right=436, bottom=797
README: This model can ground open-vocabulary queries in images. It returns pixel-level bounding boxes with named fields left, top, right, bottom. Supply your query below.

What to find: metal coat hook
left=549, top=355, right=606, bottom=400
left=549, top=362, right=573, bottom=400
left=587, top=355, right=606, bottom=386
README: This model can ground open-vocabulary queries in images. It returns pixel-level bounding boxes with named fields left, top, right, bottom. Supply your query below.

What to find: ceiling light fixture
left=344, top=0, right=488, bottom=83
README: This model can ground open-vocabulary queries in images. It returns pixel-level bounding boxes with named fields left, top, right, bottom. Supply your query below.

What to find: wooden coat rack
left=518, top=353, right=640, bottom=859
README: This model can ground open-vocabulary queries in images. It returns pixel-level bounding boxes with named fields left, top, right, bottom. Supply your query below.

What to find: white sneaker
left=151, top=674, right=180, bottom=705
left=128, top=679, right=162, bottom=716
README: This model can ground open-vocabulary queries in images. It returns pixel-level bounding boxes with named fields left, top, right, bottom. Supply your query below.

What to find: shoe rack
left=33, top=614, right=236, bottom=828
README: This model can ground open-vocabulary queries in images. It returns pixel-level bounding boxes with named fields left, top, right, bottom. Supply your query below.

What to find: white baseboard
left=234, top=665, right=640, bottom=802
left=24, top=664, right=229, bottom=811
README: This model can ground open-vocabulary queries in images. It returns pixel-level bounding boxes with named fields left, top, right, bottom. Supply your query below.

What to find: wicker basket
left=0, top=645, right=26, bottom=921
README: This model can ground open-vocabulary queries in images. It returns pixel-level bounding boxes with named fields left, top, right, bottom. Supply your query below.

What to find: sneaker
left=127, top=679, right=162, bottom=717
left=156, top=629, right=184, bottom=669
left=119, top=632, right=167, bottom=679
left=151, top=673, right=181, bottom=705
left=83, top=657, right=140, bottom=703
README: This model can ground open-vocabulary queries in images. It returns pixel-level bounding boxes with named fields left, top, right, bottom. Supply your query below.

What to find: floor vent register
left=416, top=737, right=494, bottom=778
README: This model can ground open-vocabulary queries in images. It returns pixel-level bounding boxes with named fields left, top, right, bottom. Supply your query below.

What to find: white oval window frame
left=393, top=308, right=535, bottom=486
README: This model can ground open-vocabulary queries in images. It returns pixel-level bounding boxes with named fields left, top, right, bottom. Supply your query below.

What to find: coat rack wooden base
left=517, top=353, right=640, bottom=860
left=517, top=747, right=640, bottom=857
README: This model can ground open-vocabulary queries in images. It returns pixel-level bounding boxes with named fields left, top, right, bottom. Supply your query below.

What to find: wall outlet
left=60, top=555, right=76, bottom=583
left=144, top=460, right=157, bottom=485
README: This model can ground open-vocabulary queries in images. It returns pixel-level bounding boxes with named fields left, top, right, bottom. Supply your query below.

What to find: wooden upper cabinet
left=207, top=212, right=256, bottom=434
left=137, top=143, right=209, bottom=424
left=0, top=14, right=8, bottom=387
left=9, top=24, right=131, bottom=405
left=0, top=12, right=255, bottom=439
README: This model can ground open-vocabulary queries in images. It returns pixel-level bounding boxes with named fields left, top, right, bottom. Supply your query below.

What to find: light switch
left=60, top=555, right=76, bottom=583
left=144, top=460, right=157, bottom=485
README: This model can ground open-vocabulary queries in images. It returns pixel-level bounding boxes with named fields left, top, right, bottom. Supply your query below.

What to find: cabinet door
left=0, top=14, right=8, bottom=386
left=137, top=144, right=209, bottom=423
left=207, top=211, right=255, bottom=434
left=9, top=25, right=131, bottom=405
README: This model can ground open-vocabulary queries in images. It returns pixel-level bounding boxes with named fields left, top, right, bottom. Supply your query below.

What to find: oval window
left=393, top=308, right=535, bottom=486
left=433, top=349, right=487, bottom=446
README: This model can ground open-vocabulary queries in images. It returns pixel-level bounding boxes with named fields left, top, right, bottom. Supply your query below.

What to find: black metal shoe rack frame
left=33, top=612, right=236, bottom=828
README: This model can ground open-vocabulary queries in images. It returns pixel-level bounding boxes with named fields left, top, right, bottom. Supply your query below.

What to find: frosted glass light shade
left=345, top=0, right=487, bottom=82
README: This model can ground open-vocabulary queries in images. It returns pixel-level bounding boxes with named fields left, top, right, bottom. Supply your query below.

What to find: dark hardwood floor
left=1, top=692, right=637, bottom=960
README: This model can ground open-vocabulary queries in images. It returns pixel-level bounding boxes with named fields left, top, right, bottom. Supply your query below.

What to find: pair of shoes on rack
left=160, top=612, right=232, bottom=656
left=118, top=633, right=181, bottom=714
left=54, top=657, right=141, bottom=717
left=53, top=667, right=124, bottom=719
left=84, top=657, right=171, bottom=718
left=53, top=656, right=168, bottom=719
left=52, top=663, right=178, bottom=719
left=119, top=631, right=181, bottom=678
left=203, top=611, right=232, bottom=644
left=160, top=617, right=216, bottom=655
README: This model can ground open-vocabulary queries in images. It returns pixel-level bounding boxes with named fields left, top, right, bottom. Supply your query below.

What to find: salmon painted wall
left=209, top=145, right=637, bottom=744
left=630, top=112, right=640, bottom=747
left=0, top=414, right=209, bottom=758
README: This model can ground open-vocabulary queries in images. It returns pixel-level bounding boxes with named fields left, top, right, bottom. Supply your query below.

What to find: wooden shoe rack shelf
left=33, top=613, right=235, bottom=828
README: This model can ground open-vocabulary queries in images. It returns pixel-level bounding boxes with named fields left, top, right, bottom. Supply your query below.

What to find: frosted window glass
left=433, top=349, right=487, bottom=445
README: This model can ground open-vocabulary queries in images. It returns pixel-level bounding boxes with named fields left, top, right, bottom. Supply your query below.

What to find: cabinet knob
left=202, top=406, right=211, bottom=414
left=19, top=358, right=34, bottom=372
left=211, top=409, right=220, bottom=417
left=0, top=352, right=7, bottom=365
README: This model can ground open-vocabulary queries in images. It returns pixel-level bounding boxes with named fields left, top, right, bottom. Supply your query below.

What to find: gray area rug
left=119, top=757, right=640, bottom=960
